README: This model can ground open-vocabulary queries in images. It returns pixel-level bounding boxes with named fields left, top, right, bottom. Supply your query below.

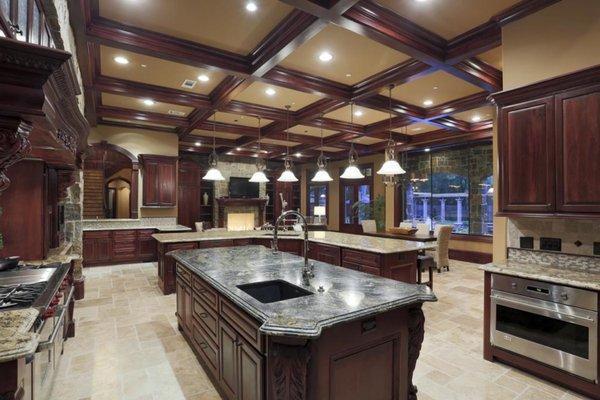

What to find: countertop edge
left=479, top=263, right=600, bottom=291
left=172, top=253, right=436, bottom=338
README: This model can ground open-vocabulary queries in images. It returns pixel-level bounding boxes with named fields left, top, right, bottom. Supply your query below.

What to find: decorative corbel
left=0, top=117, right=32, bottom=192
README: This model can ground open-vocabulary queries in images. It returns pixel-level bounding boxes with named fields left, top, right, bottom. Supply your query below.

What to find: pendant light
left=202, top=112, right=225, bottom=181
left=340, top=102, right=365, bottom=179
left=377, top=84, right=406, bottom=176
left=311, top=114, right=333, bottom=182
left=277, top=105, right=298, bottom=182
left=249, top=116, right=269, bottom=183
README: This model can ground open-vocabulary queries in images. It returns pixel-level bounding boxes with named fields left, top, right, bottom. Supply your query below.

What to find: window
left=401, top=143, right=493, bottom=236
left=307, top=180, right=328, bottom=224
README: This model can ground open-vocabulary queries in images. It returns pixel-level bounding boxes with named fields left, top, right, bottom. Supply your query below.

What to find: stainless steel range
left=490, top=273, right=598, bottom=382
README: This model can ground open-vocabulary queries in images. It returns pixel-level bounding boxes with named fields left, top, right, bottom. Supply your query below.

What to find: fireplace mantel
left=216, top=197, right=268, bottom=228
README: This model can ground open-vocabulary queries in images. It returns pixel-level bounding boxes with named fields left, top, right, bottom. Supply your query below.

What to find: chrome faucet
left=273, top=210, right=314, bottom=286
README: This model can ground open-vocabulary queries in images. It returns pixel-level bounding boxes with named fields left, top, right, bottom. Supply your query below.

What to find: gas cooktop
left=0, top=263, right=66, bottom=311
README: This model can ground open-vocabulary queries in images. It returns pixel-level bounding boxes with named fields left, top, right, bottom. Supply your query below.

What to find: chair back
left=361, top=219, right=377, bottom=233
left=435, top=225, right=452, bottom=268
left=416, top=223, right=430, bottom=236
left=194, top=222, right=204, bottom=232
left=399, top=222, right=413, bottom=229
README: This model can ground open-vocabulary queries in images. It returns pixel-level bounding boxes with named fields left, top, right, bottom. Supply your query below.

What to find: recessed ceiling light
left=236, top=147, right=242, bottom=151
left=412, top=127, right=423, bottom=131
left=433, top=86, right=439, bottom=90
left=246, top=2, right=258, bottom=12
left=198, top=74, right=210, bottom=82
left=195, top=142, right=201, bottom=147
left=471, top=115, right=482, bottom=122
left=142, top=99, right=155, bottom=106
left=295, top=152, right=302, bottom=158
left=265, top=88, right=276, bottom=96
left=423, top=99, right=433, bottom=106
left=114, top=56, right=129, bottom=65
left=345, top=73, right=352, bottom=77
left=318, top=51, right=333, bottom=62
left=141, top=64, right=147, bottom=68
left=354, top=110, right=363, bottom=117
left=424, top=148, right=430, bottom=152
left=227, top=152, right=233, bottom=155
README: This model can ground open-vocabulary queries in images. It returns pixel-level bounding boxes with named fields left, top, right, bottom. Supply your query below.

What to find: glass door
left=339, top=164, right=373, bottom=233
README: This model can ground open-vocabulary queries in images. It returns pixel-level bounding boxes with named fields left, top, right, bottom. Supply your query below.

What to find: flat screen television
left=229, top=177, right=259, bottom=198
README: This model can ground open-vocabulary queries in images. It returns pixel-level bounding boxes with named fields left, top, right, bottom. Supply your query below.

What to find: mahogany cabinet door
left=176, top=278, right=185, bottom=329
left=140, top=155, right=177, bottom=206
left=219, top=320, right=239, bottom=400
left=142, top=159, right=159, bottom=206
left=555, top=85, right=600, bottom=213
left=158, top=161, right=176, bottom=206
left=238, top=338, right=263, bottom=400
left=499, top=97, right=555, bottom=212
left=184, top=285, right=193, bottom=336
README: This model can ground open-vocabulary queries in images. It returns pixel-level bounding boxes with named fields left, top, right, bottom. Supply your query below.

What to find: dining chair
left=427, top=225, right=452, bottom=273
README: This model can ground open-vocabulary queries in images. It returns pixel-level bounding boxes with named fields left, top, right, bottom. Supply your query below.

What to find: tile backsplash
left=507, top=217, right=600, bottom=257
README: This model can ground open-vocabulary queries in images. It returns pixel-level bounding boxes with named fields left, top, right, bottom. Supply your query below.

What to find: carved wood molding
left=268, top=342, right=311, bottom=400
left=407, top=305, right=425, bottom=400
left=0, top=118, right=32, bottom=192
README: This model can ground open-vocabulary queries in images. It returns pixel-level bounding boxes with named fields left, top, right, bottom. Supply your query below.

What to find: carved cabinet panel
left=140, top=155, right=177, bottom=207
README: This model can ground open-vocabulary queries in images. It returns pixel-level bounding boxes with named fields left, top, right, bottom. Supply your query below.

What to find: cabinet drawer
left=219, top=297, right=263, bottom=352
left=83, top=230, right=111, bottom=239
left=198, top=240, right=233, bottom=248
left=113, top=230, right=137, bottom=239
left=342, top=249, right=381, bottom=267
left=138, top=229, right=155, bottom=238
left=192, top=319, right=219, bottom=378
left=166, top=242, right=198, bottom=252
left=176, top=263, right=191, bottom=284
left=193, top=275, right=218, bottom=311
left=193, top=296, right=218, bottom=343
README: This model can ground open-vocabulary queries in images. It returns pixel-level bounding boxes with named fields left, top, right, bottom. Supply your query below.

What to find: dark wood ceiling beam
left=221, top=101, right=288, bottom=121
left=94, top=76, right=212, bottom=108
left=424, top=116, right=471, bottom=132
left=357, top=94, right=425, bottom=118
left=294, top=98, right=347, bottom=122
left=363, top=115, right=412, bottom=135
left=303, top=118, right=365, bottom=135
left=351, top=59, right=436, bottom=100
left=425, top=91, right=490, bottom=119
left=180, top=136, right=239, bottom=148
left=440, top=57, right=502, bottom=92
left=98, top=119, right=178, bottom=134
left=97, top=105, right=188, bottom=127
left=249, top=10, right=325, bottom=76
left=194, top=121, right=260, bottom=137
left=262, top=67, right=352, bottom=99
left=398, top=129, right=492, bottom=151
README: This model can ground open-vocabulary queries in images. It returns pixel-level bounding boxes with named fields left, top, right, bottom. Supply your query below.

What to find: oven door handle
left=491, top=293, right=597, bottom=325
left=36, top=303, right=67, bottom=352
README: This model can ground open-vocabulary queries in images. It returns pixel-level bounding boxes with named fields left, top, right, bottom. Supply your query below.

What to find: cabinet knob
left=199, top=312, right=208, bottom=319
left=560, top=292, right=569, bottom=301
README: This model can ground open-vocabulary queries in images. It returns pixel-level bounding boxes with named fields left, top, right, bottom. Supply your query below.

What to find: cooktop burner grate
left=0, top=281, right=48, bottom=309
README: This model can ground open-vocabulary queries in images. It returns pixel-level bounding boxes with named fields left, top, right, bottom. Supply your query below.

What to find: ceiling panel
left=210, top=112, right=273, bottom=127
left=260, top=138, right=300, bottom=147
left=234, top=82, right=322, bottom=111
left=395, top=123, right=440, bottom=135
left=191, top=129, right=242, bottom=140
left=286, top=125, right=339, bottom=138
left=349, top=136, right=385, bottom=145
left=317, top=146, right=344, bottom=152
left=375, top=0, right=521, bottom=39
left=324, top=105, right=389, bottom=125
left=101, top=118, right=176, bottom=129
left=388, top=71, right=481, bottom=107
left=477, top=47, right=503, bottom=70
left=452, top=106, right=495, bottom=122
left=279, top=25, right=411, bottom=85
left=99, top=0, right=293, bottom=55
left=101, top=93, right=194, bottom=117
left=101, top=46, right=226, bottom=94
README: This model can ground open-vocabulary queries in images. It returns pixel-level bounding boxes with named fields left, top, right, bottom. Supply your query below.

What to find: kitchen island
left=153, top=230, right=434, bottom=295
left=171, top=245, right=436, bottom=400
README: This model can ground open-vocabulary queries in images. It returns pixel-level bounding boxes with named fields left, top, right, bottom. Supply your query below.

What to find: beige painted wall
left=88, top=125, right=179, bottom=218
left=502, top=0, right=600, bottom=90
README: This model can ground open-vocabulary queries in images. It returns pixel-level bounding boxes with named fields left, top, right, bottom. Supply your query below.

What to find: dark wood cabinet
left=555, top=84, right=600, bottom=213
left=178, top=159, right=214, bottom=229
left=176, top=276, right=192, bottom=337
left=83, top=229, right=158, bottom=266
left=83, top=231, right=112, bottom=265
left=140, top=155, right=177, bottom=207
left=219, top=320, right=240, bottom=400
left=309, top=243, right=341, bottom=265
left=157, top=241, right=198, bottom=294
left=499, top=97, right=555, bottom=213
left=138, top=229, right=157, bottom=260
left=493, top=66, right=600, bottom=217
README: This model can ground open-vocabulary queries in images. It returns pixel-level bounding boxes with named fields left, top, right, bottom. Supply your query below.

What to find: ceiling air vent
left=168, top=110, right=186, bottom=116
left=181, top=79, right=197, bottom=89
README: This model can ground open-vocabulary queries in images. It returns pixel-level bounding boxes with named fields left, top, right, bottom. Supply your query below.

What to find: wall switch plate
left=594, top=242, right=600, bottom=256
left=520, top=237, right=534, bottom=249
left=540, top=237, right=561, bottom=252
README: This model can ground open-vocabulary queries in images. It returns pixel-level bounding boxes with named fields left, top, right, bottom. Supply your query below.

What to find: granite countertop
left=82, top=219, right=191, bottom=232
left=480, top=260, right=600, bottom=291
left=171, top=246, right=436, bottom=338
left=23, top=241, right=81, bottom=266
left=153, top=230, right=434, bottom=254
left=0, top=309, right=40, bottom=362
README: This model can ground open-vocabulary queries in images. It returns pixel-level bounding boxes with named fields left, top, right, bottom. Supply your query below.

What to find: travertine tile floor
left=49, top=260, right=591, bottom=400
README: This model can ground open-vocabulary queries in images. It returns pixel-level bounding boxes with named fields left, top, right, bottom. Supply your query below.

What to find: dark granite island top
left=171, top=245, right=436, bottom=400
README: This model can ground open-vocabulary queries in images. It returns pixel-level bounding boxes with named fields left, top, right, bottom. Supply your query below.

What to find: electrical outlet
left=540, top=237, right=561, bottom=252
left=594, top=242, right=600, bottom=256
left=519, top=237, right=534, bottom=249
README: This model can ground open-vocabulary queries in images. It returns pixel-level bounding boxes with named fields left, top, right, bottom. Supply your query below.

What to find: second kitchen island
left=171, top=245, right=436, bottom=400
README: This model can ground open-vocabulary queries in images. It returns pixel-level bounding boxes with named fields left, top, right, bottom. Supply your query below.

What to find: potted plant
left=352, top=195, right=386, bottom=231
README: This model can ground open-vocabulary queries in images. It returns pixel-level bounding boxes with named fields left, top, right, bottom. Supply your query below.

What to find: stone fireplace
left=216, top=198, right=268, bottom=229
left=227, top=212, right=255, bottom=231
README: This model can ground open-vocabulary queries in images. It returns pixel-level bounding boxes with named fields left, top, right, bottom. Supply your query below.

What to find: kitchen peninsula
left=171, top=245, right=436, bottom=400
left=153, top=230, right=434, bottom=295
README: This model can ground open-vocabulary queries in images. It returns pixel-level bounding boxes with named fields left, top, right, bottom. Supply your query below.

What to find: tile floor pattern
left=49, top=260, right=592, bottom=400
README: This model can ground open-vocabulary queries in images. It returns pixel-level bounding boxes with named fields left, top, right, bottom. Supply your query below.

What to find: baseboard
left=449, top=249, right=492, bottom=264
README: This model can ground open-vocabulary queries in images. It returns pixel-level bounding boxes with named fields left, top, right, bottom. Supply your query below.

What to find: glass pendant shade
left=249, top=170, right=269, bottom=183
left=340, top=164, right=365, bottom=179
left=377, top=159, right=406, bottom=175
left=278, top=169, right=298, bottom=182
left=311, top=168, right=333, bottom=182
left=203, top=167, right=225, bottom=181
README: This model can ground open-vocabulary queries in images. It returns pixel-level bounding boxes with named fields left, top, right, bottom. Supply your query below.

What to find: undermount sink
left=237, top=280, right=313, bottom=304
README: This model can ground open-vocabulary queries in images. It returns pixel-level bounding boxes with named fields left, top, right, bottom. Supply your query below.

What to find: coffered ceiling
left=71, top=0, right=560, bottom=160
